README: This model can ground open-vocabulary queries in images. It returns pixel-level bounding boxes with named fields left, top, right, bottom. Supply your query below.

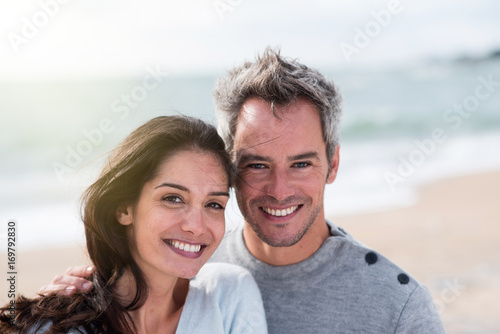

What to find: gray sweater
left=210, top=221, right=445, bottom=334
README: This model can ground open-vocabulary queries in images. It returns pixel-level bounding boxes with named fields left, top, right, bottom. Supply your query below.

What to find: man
left=41, top=48, right=445, bottom=333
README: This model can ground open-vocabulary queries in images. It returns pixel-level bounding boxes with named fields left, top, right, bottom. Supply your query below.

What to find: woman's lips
left=163, top=239, right=206, bottom=258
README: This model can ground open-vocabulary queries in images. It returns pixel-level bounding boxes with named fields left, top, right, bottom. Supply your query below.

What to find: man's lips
left=163, top=239, right=207, bottom=258
left=261, top=205, right=301, bottom=217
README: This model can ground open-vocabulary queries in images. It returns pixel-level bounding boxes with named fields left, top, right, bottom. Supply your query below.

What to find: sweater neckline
left=231, top=221, right=349, bottom=285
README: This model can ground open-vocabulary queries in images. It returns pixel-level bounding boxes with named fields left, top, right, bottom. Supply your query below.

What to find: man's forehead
left=235, top=99, right=303, bottom=139
left=232, top=97, right=325, bottom=159
left=238, top=100, right=287, bottom=129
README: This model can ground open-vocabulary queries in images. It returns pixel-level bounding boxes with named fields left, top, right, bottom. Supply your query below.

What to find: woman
left=0, top=116, right=267, bottom=333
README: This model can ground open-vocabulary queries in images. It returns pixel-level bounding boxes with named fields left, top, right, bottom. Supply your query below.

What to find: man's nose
left=264, top=168, right=295, bottom=201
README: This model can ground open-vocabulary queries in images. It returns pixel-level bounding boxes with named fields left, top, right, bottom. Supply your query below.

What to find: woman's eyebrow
left=209, top=192, right=230, bottom=197
left=154, top=183, right=189, bottom=192
left=154, top=183, right=229, bottom=197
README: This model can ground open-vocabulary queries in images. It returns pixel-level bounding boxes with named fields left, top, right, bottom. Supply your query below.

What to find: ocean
left=1, top=59, right=500, bottom=250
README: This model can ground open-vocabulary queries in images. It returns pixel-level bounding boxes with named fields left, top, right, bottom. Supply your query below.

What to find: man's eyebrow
left=236, top=154, right=272, bottom=165
left=289, top=152, right=320, bottom=161
left=237, top=152, right=320, bottom=165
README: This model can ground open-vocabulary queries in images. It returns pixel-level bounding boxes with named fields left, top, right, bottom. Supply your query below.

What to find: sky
left=1, top=0, right=500, bottom=79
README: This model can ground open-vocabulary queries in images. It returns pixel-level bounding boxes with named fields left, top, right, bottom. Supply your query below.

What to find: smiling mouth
left=261, top=205, right=300, bottom=217
left=164, top=240, right=204, bottom=253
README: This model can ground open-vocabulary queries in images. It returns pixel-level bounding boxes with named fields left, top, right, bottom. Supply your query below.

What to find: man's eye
left=163, top=196, right=182, bottom=203
left=247, top=163, right=266, bottom=169
left=207, top=202, right=224, bottom=210
left=293, top=162, right=310, bottom=168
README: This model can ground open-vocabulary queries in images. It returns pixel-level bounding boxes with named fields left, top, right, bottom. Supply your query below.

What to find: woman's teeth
left=166, top=240, right=202, bottom=253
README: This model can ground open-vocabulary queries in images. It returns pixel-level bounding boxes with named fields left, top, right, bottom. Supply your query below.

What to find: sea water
left=1, top=59, right=499, bottom=250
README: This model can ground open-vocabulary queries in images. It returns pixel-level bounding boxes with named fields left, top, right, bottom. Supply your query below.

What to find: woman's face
left=116, top=150, right=229, bottom=280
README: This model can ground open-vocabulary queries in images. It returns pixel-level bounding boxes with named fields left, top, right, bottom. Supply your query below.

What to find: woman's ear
left=116, top=205, right=133, bottom=226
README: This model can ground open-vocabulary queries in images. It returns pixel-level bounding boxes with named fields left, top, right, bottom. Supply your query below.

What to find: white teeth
left=263, top=206, right=299, bottom=217
left=167, top=240, right=202, bottom=253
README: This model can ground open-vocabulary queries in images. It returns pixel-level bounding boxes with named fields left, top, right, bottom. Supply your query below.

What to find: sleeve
left=227, top=269, right=268, bottom=334
left=26, top=322, right=51, bottom=334
left=26, top=321, right=88, bottom=334
left=395, top=285, right=446, bottom=333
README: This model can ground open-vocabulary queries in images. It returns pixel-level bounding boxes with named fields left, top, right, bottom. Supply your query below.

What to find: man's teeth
left=167, top=240, right=202, bottom=253
left=262, top=205, right=299, bottom=217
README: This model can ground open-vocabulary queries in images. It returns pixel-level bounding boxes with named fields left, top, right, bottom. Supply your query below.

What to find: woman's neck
left=115, top=269, right=190, bottom=334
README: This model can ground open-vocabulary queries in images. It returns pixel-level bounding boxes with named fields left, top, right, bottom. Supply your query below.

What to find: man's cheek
left=236, top=174, right=258, bottom=190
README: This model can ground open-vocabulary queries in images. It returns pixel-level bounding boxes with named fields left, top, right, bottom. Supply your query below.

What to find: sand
left=2, top=169, right=499, bottom=332
left=332, top=169, right=500, bottom=333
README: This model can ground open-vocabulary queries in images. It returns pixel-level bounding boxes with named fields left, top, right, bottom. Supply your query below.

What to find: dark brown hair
left=0, top=116, right=233, bottom=333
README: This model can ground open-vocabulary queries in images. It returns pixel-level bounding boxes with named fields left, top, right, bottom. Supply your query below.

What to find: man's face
left=233, top=97, right=338, bottom=247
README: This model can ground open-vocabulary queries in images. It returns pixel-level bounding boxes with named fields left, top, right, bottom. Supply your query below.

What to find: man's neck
left=242, top=220, right=331, bottom=266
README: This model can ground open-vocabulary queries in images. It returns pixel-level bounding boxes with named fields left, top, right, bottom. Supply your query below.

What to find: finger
left=63, top=265, right=95, bottom=278
left=39, top=284, right=77, bottom=297
left=50, top=274, right=94, bottom=292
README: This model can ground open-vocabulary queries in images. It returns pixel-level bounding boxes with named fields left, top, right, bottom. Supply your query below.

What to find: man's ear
left=116, top=205, right=133, bottom=226
left=326, top=146, right=340, bottom=184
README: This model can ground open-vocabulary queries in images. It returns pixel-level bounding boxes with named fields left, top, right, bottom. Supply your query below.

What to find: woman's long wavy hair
left=0, top=116, right=233, bottom=333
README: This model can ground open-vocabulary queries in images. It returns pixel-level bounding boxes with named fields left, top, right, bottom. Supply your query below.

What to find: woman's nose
left=180, top=208, right=206, bottom=236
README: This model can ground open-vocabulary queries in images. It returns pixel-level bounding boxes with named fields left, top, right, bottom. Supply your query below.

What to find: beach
left=333, top=169, right=500, bottom=332
left=3, top=169, right=499, bottom=332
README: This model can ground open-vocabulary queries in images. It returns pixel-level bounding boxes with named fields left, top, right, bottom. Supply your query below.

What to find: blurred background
left=1, top=0, right=499, bottom=332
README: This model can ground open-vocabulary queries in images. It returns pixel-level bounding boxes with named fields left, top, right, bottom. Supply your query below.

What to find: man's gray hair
left=213, top=47, right=342, bottom=164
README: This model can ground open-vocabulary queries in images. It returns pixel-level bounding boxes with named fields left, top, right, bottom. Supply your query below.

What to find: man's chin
left=251, top=225, right=303, bottom=248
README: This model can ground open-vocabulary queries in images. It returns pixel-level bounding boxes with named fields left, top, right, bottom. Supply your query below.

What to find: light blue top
left=177, top=262, right=267, bottom=333
left=30, top=263, right=267, bottom=333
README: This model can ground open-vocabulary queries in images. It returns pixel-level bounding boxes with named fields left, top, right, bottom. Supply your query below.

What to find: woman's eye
left=207, top=202, right=225, bottom=210
left=163, top=196, right=182, bottom=203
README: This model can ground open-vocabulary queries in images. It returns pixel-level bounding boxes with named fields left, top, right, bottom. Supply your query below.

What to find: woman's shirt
left=177, top=262, right=267, bottom=333
left=30, top=263, right=267, bottom=333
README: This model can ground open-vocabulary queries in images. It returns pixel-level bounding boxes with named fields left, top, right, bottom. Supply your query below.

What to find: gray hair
left=213, top=47, right=342, bottom=164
